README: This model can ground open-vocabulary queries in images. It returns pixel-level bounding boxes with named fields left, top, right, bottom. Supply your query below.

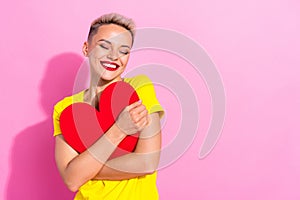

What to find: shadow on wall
left=6, top=53, right=88, bottom=200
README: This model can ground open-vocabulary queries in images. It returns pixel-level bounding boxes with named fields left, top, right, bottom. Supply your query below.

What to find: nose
left=107, top=49, right=118, bottom=61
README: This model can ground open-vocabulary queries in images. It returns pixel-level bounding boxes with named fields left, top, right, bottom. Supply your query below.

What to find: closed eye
left=100, top=44, right=109, bottom=50
left=119, top=47, right=130, bottom=55
left=119, top=50, right=129, bottom=55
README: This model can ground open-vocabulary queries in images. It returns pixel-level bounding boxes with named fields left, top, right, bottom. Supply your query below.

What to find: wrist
left=105, top=124, right=126, bottom=144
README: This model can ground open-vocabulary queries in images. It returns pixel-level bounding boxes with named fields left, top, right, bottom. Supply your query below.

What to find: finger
left=130, top=106, right=147, bottom=120
left=136, top=114, right=148, bottom=126
left=131, top=110, right=148, bottom=123
left=129, top=105, right=147, bottom=119
left=136, top=119, right=148, bottom=131
left=127, top=100, right=142, bottom=111
left=138, top=109, right=148, bottom=119
left=131, top=104, right=147, bottom=114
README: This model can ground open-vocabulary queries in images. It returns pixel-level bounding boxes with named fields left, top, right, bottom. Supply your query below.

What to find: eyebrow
left=97, top=39, right=131, bottom=48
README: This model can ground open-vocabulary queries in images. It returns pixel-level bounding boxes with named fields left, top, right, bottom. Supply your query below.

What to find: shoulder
left=124, top=74, right=153, bottom=89
left=125, top=75, right=165, bottom=118
left=53, top=90, right=84, bottom=114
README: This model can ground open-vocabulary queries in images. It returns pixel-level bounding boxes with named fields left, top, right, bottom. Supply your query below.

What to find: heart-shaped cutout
left=60, top=81, right=140, bottom=159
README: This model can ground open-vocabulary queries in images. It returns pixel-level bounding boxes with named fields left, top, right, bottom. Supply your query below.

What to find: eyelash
left=120, top=51, right=129, bottom=55
left=100, top=44, right=109, bottom=50
left=100, top=44, right=129, bottom=55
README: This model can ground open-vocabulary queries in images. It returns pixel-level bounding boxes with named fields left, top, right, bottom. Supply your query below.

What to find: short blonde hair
left=87, top=13, right=136, bottom=44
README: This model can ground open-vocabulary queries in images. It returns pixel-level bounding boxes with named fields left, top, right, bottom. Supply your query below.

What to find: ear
left=82, top=42, right=89, bottom=57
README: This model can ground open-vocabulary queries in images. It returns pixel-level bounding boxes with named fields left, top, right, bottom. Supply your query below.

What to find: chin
left=91, top=66, right=124, bottom=83
left=99, top=74, right=122, bottom=83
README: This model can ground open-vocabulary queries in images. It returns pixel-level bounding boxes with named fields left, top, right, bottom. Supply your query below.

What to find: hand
left=115, top=101, right=149, bottom=135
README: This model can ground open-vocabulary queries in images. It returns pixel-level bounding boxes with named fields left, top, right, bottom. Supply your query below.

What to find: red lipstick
left=100, top=61, right=120, bottom=71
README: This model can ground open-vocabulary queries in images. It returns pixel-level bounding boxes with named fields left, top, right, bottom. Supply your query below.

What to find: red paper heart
left=60, top=81, right=140, bottom=159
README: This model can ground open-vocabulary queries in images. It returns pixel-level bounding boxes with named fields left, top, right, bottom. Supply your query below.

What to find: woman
left=53, top=13, right=164, bottom=199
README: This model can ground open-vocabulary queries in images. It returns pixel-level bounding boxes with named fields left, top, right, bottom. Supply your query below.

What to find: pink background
left=1, top=0, right=300, bottom=199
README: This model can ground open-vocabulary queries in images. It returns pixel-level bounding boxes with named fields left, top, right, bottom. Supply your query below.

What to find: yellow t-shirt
left=53, top=75, right=164, bottom=200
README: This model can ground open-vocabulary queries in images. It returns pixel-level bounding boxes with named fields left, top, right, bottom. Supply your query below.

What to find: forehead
left=92, top=24, right=132, bottom=46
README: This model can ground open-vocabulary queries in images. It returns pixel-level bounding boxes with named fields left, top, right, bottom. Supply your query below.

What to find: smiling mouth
left=100, top=61, right=120, bottom=71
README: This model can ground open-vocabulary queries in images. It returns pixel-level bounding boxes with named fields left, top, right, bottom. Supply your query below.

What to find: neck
left=90, top=76, right=122, bottom=93
left=84, top=73, right=122, bottom=106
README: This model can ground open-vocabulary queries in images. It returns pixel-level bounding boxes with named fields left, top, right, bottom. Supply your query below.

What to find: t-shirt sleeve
left=52, top=96, right=74, bottom=136
left=133, top=75, right=165, bottom=119
left=53, top=101, right=63, bottom=136
left=52, top=91, right=84, bottom=137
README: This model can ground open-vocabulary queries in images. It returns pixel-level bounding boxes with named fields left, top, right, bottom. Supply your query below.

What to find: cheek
left=120, top=54, right=130, bottom=66
left=89, top=47, right=107, bottom=59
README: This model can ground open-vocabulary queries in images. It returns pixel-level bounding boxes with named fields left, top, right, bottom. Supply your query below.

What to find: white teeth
left=103, top=63, right=117, bottom=68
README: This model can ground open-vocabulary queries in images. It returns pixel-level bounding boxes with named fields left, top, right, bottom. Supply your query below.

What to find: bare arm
left=55, top=124, right=126, bottom=192
left=55, top=101, right=147, bottom=192
left=93, top=112, right=162, bottom=180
